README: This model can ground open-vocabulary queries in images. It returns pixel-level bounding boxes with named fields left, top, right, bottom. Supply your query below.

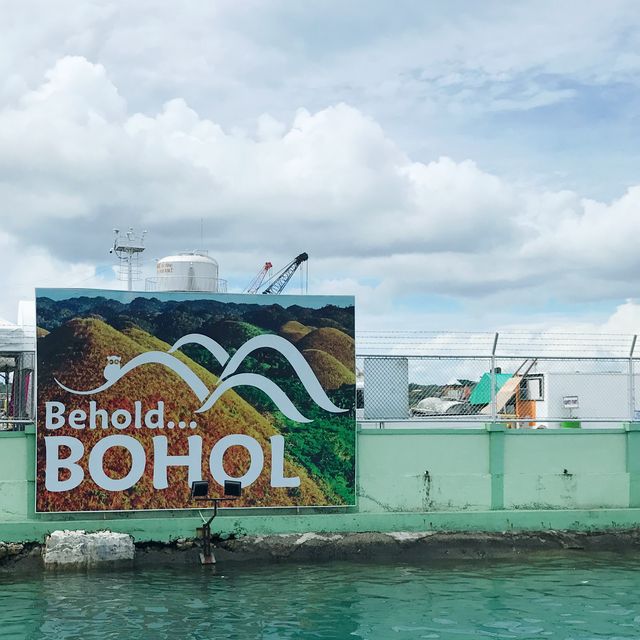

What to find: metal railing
left=0, top=419, right=31, bottom=432
left=0, top=349, right=34, bottom=431
left=145, top=276, right=228, bottom=293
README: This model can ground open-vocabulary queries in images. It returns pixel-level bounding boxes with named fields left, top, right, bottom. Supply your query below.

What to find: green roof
left=469, top=373, right=514, bottom=405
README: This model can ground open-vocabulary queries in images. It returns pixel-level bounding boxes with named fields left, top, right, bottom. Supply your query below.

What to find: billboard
left=35, top=289, right=355, bottom=512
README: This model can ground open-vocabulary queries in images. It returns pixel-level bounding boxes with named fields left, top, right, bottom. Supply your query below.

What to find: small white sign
left=563, top=395, right=579, bottom=409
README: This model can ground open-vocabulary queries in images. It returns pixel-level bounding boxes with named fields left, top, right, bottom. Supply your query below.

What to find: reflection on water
left=1, top=553, right=640, bottom=639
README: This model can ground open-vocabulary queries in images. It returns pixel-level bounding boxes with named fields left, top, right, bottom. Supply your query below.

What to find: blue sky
left=2, top=1, right=640, bottom=335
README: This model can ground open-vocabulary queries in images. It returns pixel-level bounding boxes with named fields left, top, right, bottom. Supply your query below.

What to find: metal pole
left=491, top=332, right=499, bottom=421
left=127, top=253, right=133, bottom=291
left=201, top=500, right=218, bottom=565
left=630, top=335, right=637, bottom=421
left=3, top=367, right=8, bottom=417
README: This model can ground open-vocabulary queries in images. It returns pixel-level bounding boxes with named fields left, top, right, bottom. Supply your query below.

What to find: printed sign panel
left=35, top=289, right=355, bottom=512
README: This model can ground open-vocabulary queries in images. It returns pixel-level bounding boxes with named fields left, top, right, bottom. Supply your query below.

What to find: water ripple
left=1, top=553, right=640, bottom=639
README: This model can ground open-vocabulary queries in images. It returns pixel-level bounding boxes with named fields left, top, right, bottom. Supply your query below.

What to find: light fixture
left=223, top=480, right=242, bottom=497
left=190, top=480, right=243, bottom=565
left=190, top=480, right=209, bottom=499
left=190, top=479, right=242, bottom=500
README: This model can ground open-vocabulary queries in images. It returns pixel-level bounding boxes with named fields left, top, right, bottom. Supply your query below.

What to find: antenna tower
left=111, top=228, right=147, bottom=291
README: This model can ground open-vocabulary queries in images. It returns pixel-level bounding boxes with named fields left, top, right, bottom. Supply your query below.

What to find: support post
left=629, top=335, right=637, bottom=421
left=194, top=491, right=239, bottom=565
left=487, top=422, right=506, bottom=510
left=127, top=253, right=133, bottom=291
left=625, top=422, right=640, bottom=508
left=199, top=500, right=219, bottom=565
left=26, top=425, right=36, bottom=519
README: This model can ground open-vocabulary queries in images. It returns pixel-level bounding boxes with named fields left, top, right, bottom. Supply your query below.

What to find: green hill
left=198, top=319, right=265, bottom=351
left=36, top=318, right=331, bottom=512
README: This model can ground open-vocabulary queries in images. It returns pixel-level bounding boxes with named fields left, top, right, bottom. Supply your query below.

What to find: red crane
left=244, top=261, right=273, bottom=294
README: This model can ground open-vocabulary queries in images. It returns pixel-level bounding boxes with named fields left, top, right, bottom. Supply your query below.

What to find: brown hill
left=298, top=327, right=355, bottom=370
left=279, top=320, right=313, bottom=343
left=36, top=318, right=329, bottom=512
left=302, top=349, right=355, bottom=390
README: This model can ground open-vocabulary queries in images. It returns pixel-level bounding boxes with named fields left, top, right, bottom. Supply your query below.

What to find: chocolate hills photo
left=36, top=290, right=356, bottom=512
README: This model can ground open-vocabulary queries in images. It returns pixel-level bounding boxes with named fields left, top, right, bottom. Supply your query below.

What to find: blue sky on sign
left=2, top=1, right=640, bottom=334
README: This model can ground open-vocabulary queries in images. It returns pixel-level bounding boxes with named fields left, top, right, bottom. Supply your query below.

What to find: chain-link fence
left=356, top=332, right=640, bottom=428
left=5, top=328, right=640, bottom=430
left=0, top=350, right=35, bottom=431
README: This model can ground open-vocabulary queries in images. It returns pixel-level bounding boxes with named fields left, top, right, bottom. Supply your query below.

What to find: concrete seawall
left=3, top=423, right=640, bottom=544
left=5, top=530, right=640, bottom=573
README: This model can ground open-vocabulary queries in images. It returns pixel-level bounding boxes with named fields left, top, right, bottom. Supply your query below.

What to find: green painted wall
left=503, top=430, right=629, bottom=510
left=357, top=430, right=491, bottom=512
left=2, top=424, right=640, bottom=542
left=0, top=431, right=32, bottom=522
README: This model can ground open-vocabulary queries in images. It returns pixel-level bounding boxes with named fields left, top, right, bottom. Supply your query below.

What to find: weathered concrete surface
left=0, top=542, right=42, bottom=573
left=134, top=529, right=640, bottom=567
left=210, top=530, right=640, bottom=564
left=0, top=541, right=25, bottom=560
left=43, top=530, right=135, bottom=570
left=5, top=529, right=640, bottom=572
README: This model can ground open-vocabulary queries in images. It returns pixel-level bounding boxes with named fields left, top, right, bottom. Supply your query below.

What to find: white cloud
left=1, top=54, right=640, bottom=331
left=1, top=1, right=638, bottom=205
left=21, top=56, right=125, bottom=121
left=0, top=230, right=105, bottom=321
left=3, top=2, right=639, bottom=120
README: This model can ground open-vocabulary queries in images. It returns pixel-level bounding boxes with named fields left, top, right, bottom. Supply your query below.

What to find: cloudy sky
left=2, top=0, right=640, bottom=334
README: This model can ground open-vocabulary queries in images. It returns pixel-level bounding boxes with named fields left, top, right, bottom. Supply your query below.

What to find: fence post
left=629, top=335, right=637, bottom=421
left=487, top=422, right=505, bottom=510
left=490, top=333, right=499, bottom=422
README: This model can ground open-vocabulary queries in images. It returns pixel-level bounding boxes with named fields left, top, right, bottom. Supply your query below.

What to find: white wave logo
left=54, top=334, right=348, bottom=423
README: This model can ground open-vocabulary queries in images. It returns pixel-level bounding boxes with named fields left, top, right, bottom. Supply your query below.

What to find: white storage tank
left=146, top=251, right=227, bottom=292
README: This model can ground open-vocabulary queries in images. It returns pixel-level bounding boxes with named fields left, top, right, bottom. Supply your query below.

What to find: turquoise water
left=2, top=553, right=640, bottom=639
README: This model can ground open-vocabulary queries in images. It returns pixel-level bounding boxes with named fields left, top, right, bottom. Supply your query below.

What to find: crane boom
left=262, top=252, right=308, bottom=295
left=244, top=261, right=273, bottom=294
